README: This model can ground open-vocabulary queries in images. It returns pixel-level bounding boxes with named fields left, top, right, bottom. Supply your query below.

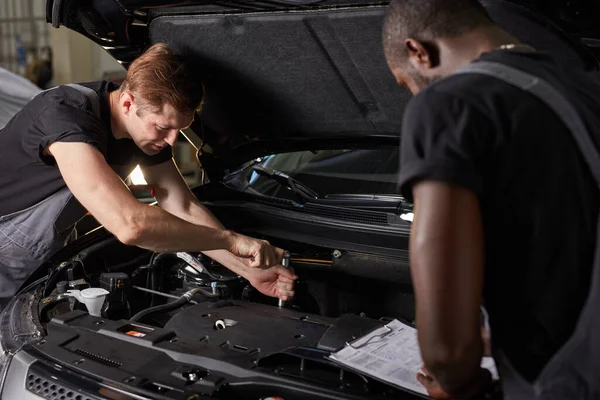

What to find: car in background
left=0, top=67, right=41, bottom=128
left=1, top=0, right=599, bottom=399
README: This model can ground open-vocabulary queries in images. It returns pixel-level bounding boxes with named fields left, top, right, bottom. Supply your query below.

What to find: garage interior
left=2, top=1, right=600, bottom=399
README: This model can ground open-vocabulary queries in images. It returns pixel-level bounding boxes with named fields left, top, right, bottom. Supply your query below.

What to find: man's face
left=125, top=101, right=194, bottom=156
left=384, top=38, right=444, bottom=95
left=390, top=61, right=442, bottom=95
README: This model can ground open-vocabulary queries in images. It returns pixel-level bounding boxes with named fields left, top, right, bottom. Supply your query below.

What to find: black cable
left=76, top=237, right=118, bottom=260
left=44, top=237, right=117, bottom=295
left=150, top=269, right=156, bottom=307
left=109, top=252, right=152, bottom=271
left=144, top=265, right=151, bottom=301
left=130, top=296, right=188, bottom=323
left=130, top=287, right=218, bottom=323
left=138, top=252, right=176, bottom=306
left=149, top=252, right=175, bottom=267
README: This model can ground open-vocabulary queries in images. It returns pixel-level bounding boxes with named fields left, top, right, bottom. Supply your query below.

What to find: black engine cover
left=164, top=301, right=384, bottom=358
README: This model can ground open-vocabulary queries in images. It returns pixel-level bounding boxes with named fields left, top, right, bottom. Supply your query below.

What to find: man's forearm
left=409, top=182, right=487, bottom=397
left=122, top=203, right=234, bottom=253
left=202, top=250, right=257, bottom=280
left=159, top=199, right=255, bottom=279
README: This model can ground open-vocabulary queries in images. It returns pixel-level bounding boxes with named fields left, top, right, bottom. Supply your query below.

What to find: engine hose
left=132, top=285, right=192, bottom=301
left=130, top=296, right=187, bottom=323
left=130, top=287, right=219, bottom=323
left=76, top=237, right=117, bottom=261
left=144, top=252, right=176, bottom=307
left=109, top=252, right=152, bottom=271
left=149, top=252, right=175, bottom=268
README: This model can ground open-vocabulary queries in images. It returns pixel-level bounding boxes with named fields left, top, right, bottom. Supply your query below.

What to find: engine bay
left=38, top=232, right=416, bottom=325
left=25, top=233, right=423, bottom=399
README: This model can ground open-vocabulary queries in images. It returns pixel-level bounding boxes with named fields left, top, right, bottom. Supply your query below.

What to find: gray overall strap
left=454, top=62, right=600, bottom=185
left=0, top=83, right=103, bottom=307
left=454, top=62, right=600, bottom=400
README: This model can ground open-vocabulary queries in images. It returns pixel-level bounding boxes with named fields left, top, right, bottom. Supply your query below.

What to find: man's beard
left=409, top=69, right=443, bottom=91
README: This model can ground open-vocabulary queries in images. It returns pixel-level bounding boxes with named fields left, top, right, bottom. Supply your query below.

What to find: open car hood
left=48, top=0, right=600, bottom=177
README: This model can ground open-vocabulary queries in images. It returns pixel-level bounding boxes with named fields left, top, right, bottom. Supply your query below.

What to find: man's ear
left=404, top=38, right=439, bottom=69
left=120, top=91, right=135, bottom=116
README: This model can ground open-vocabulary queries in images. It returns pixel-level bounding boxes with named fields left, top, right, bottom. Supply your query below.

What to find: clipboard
left=328, top=319, right=430, bottom=396
left=345, top=323, right=393, bottom=349
left=329, top=318, right=500, bottom=398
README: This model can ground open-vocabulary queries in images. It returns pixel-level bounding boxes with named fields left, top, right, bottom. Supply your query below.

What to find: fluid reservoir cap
left=100, top=272, right=129, bottom=292
left=65, top=288, right=109, bottom=317
left=81, top=288, right=110, bottom=299
left=56, top=281, right=68, bottom=294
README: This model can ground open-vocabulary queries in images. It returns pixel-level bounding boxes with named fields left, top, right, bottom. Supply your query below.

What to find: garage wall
left=0, top=0, right=49, bottom=74
left=95, top=46, right=125, bottom=80
left=0, top=0, right=123, bottom=86
left=49, top=27, right=124, bottom=85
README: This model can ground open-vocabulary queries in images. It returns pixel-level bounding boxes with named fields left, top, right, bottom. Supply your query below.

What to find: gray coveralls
left=0, top=84, right=99, bottom=308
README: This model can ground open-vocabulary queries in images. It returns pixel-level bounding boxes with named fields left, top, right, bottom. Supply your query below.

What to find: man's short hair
left=120, top=43, right=204, bottom=116
left=382, top=0, right=494, bottom=65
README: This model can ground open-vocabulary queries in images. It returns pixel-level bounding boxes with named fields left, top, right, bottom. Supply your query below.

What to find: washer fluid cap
left=65, top=288, right=109, bottom=317
left=81, top=288, right=110, bottom=299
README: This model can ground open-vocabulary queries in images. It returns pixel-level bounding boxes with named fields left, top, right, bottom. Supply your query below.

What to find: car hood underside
left=49, top=0, right=600, bottom=174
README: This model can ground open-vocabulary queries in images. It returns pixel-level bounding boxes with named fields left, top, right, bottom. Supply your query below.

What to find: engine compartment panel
left=40, top=301, right=421, bottom=400
left=164, top=301, right=385, bottom=355
left=24, top=224, right=422, bottom=399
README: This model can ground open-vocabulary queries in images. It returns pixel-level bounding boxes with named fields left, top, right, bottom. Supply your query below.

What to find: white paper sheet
left=328, top=319, right=499, bottom=396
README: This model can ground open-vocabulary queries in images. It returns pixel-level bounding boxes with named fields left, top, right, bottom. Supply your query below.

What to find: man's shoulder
left=29, top=81, right=111, bottom=122
left=415, top=51, right=588, bottom=110
left=412, top=52, right=559, bottom=106
left=41, top=81, right=106, bottom=103
left=418, top=71, right=504, bottom=102
left=405, top=75, right=496, bottom=125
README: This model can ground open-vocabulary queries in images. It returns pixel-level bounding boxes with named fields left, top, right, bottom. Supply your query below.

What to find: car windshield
left=223, top=148, right=400, bottom=201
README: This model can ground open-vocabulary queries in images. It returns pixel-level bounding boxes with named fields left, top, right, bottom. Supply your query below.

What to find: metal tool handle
left=278, top=251, right=291, bottom=307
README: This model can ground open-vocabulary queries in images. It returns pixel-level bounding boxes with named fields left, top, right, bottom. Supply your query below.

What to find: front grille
left=26, top=372, right=94, bottom=400
left=73, top=349, right=122, bottom=368
left=304, top=203, right=389, bottom=226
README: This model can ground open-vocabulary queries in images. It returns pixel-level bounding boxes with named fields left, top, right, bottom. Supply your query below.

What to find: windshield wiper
left=251, top=165, right=320, bottom=201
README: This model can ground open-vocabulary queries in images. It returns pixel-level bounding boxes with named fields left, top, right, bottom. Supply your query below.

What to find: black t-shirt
left=0, top=81, right=173, bottom=216
left=399, top=50, right=600, bottom=381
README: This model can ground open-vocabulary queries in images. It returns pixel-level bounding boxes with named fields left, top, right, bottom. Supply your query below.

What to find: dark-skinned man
left=382, top=0, right=600, bottom=398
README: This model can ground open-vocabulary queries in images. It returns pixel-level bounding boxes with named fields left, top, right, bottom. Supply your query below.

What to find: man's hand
left=417, top=366, right=453, bottom=400
left=247, top=265, right=297, bottom=300
left=228, top=232, right=285, bottom=269
left=417, top=366, right=491, bottom=399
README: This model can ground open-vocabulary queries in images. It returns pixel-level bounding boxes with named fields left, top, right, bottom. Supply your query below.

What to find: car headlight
left=0, top=345, right=10, bottom=397
left=0, top=292, right=43, bottom=353
left=0, top=289, right=44, bottom=394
